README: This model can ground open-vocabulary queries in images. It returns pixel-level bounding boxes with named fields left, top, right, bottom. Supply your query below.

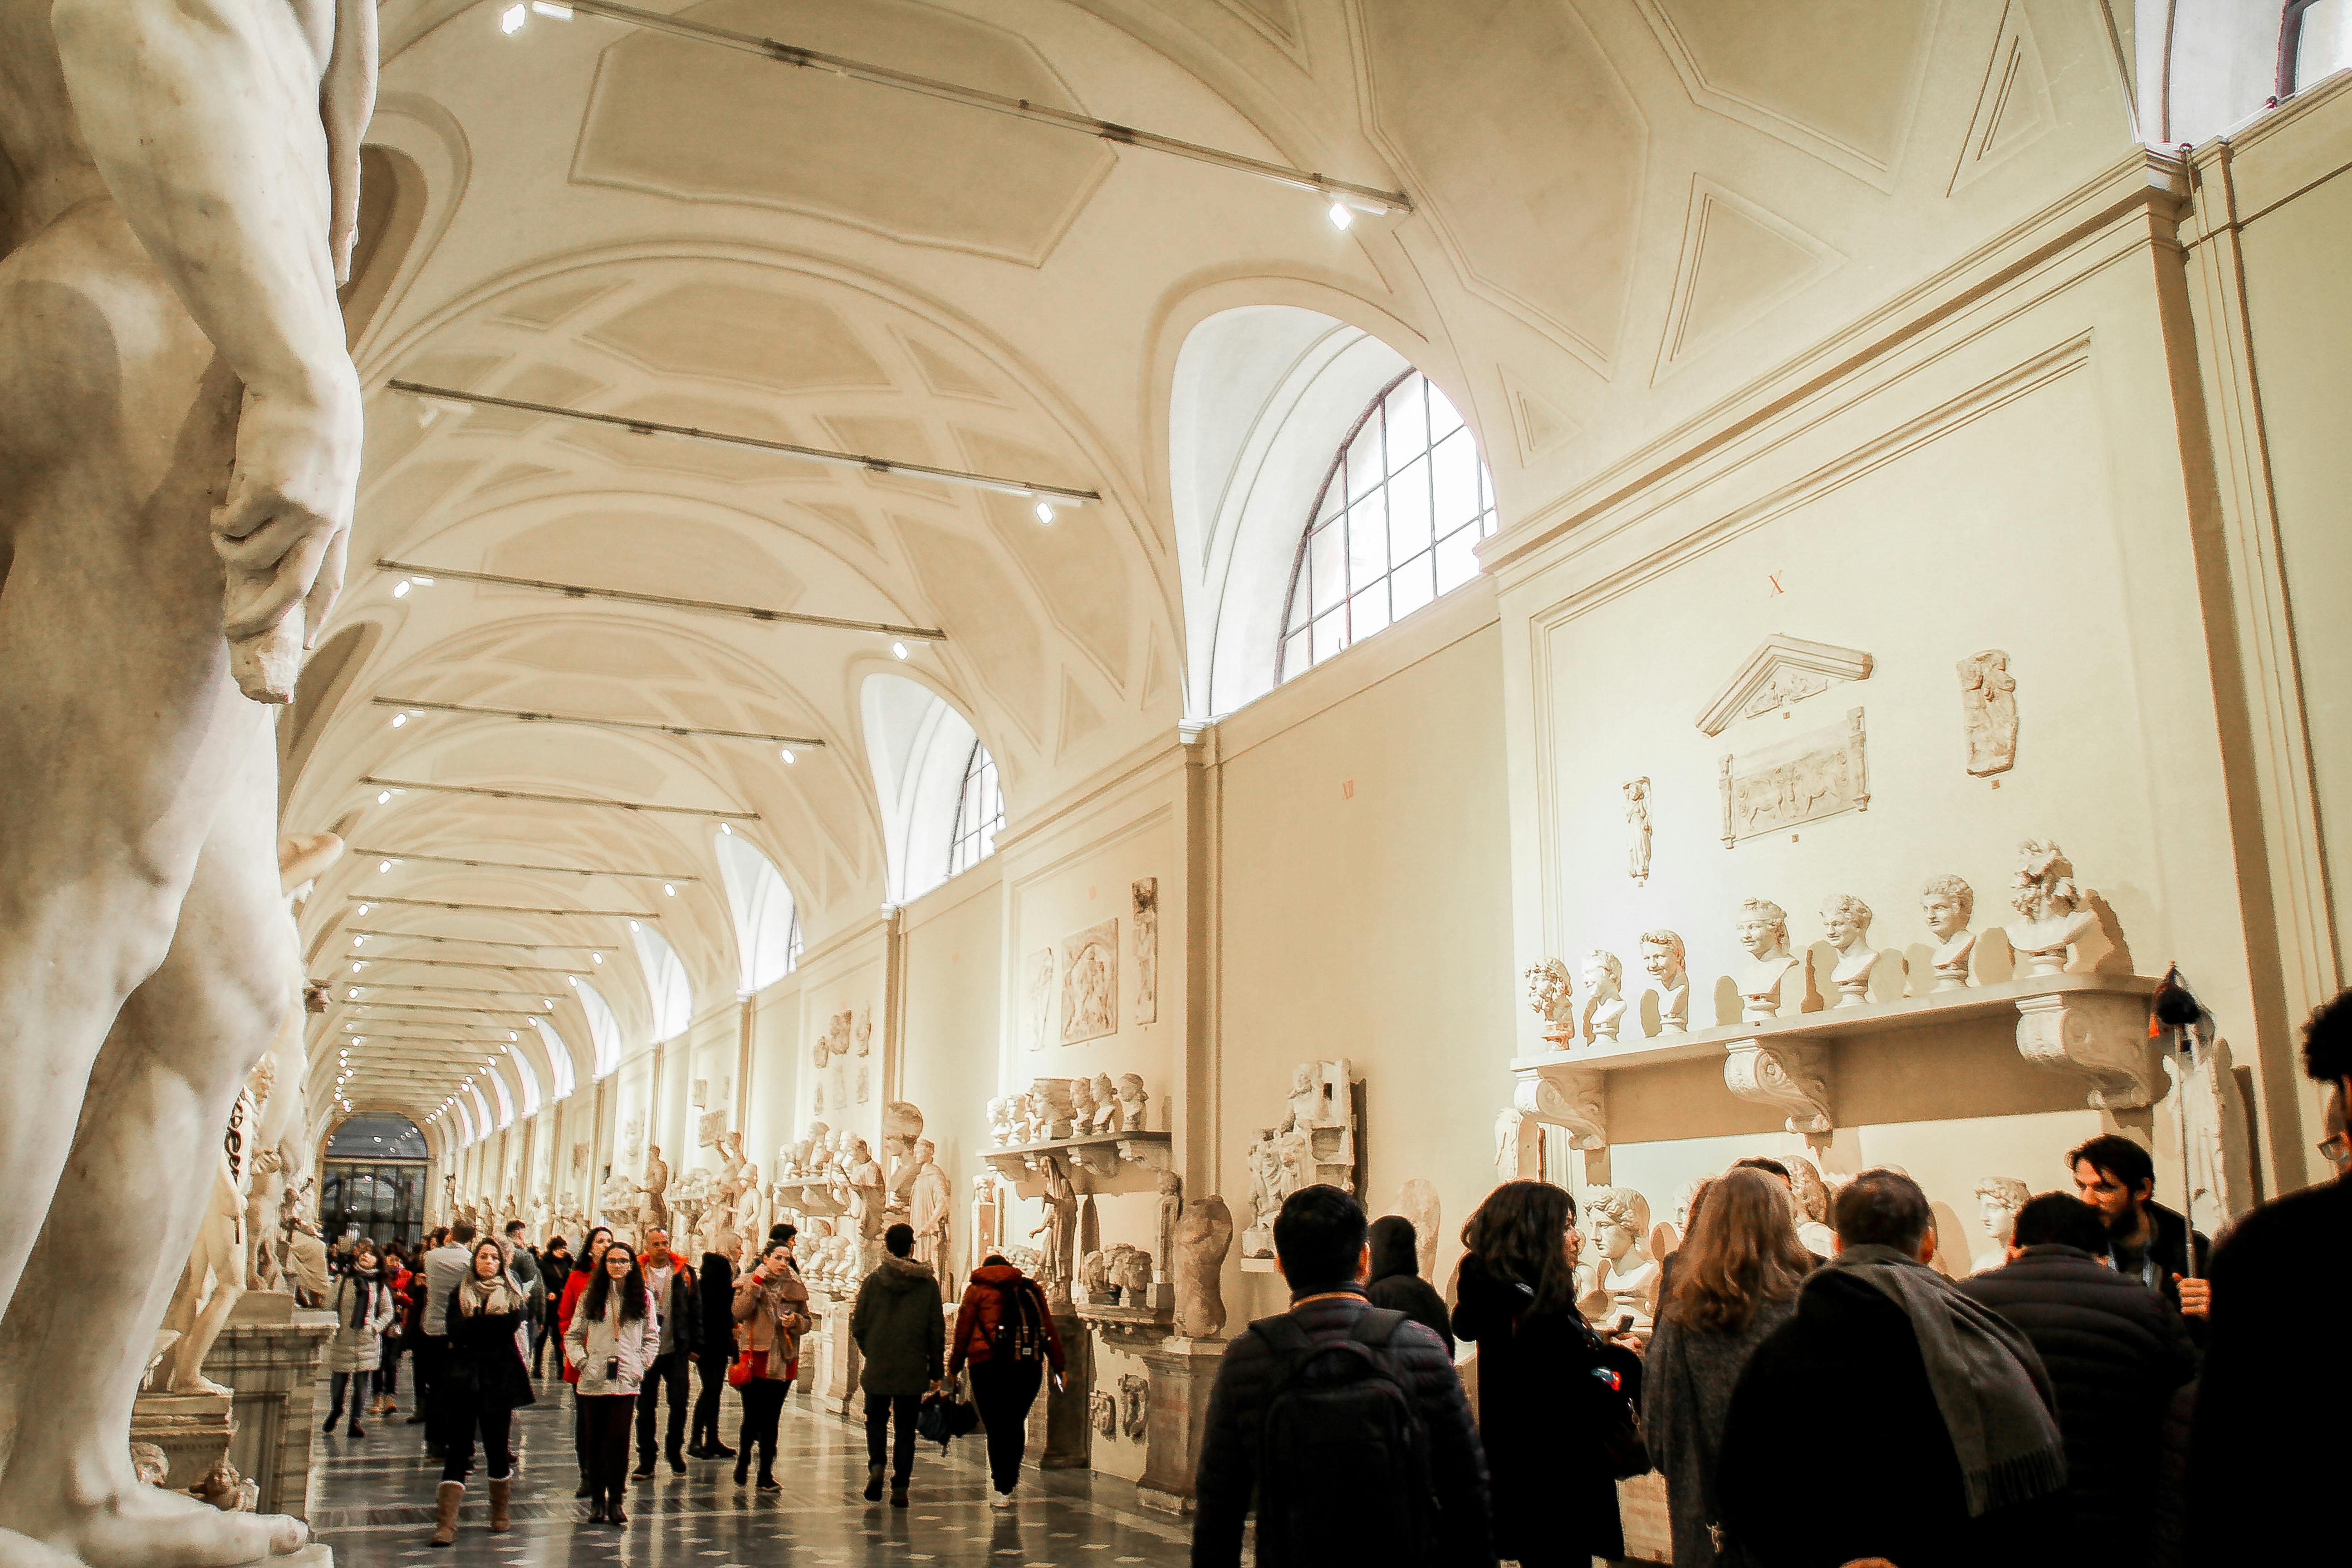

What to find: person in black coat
left=1955, top=1192, right=2196, bottom=1566
left=688, top=1249, right=736, bottom=1458
left=433, top=1240, right=537, bottom=1544
left=534, top=1238, right=573, bottom=1377
left=1451, top=1180, right=1637, bottom=1567
left=1365, top=1215, right=1453, bottom=1355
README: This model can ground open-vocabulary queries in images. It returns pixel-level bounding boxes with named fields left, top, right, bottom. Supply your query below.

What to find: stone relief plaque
left=1024, top=948, right=1054, bottom=1052
left=1718, top=706, right=1869, bottom=847
left=1957, top=649, right=2017, bottom=775
left=1060, top=919, right=1118, bottom=1045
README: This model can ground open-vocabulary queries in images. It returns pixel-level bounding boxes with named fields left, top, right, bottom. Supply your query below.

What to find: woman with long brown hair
left=565, top=1239, right=653, bottom=1525
left=1641, top=1167, right=1814, bottom=1566
left=1452, top=1180, right=1642, bottom=1566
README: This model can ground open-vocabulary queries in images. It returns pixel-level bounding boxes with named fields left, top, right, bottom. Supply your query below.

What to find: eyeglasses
left=2319, top=1130, right=2350, bottom=1166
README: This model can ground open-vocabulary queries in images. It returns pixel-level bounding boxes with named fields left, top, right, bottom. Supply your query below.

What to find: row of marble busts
left=1528, top=838, right=2107, bottom=1044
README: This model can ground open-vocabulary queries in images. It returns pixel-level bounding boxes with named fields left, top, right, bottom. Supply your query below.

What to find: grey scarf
left=1821, top=1245, right=2066, bottom=1515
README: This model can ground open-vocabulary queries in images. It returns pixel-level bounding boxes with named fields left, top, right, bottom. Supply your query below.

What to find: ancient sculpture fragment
left=1117, top=1373, right=1150, bottom=1439
left=1132, top=877, right=1159, bottom=1024
left=1921, top=875, right=1977, bottom=991
left=1524, top=958, right=1576, bottom=1042
left=1958, top=649, right=2018, bottom=775
left=1173, top=1195, right=1234, bottom=1338
left=1624, top=777, right=1652, bottom=885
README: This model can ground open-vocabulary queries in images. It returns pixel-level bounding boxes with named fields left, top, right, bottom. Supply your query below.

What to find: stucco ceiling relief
left=1497, top=365, right=1584, bottom=464
left=1947, top=0, right=2057, bottom=196
left=1652, top=177, right=1844, bottom=381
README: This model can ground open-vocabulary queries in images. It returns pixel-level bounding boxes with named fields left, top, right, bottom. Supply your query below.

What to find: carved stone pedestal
left=205, top=1294, right=335, bottom=1516
left=1132, top=1335, right=1227, bottom=1514
left=129, top=1389, right=235, bottom=1493
left=1024, top=1311, right=1092, bottom=1470
left=809, top=1289, right=862, bottom=1416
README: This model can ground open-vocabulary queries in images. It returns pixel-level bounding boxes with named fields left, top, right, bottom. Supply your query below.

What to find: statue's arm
left=51, top=0, right=372, bottom=644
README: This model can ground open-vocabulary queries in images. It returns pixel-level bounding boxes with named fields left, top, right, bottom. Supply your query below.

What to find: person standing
left=2188, top=989, right=2352, bottom=1562
left=502, top=1220, right=544, bottom=1370
left=2068, top=1134, right=2211, bottom=1321
left=730, top=1237, right=811, bottom=1491
left=558, top=1227, right=612, bottom=1499
left=631, top=1227, right=700, bottom=1478
left=1955, top=1191, right=2196, bottom=1565
left=566, top=1240, right=655, bottom=1526
left=417, top=1222, right=478, bottom=1454
left=431, top=1240, right=535, bottom=1545
left=688, top=1241, right=736, bottom=1460
left=322, top=1240, right=395, bottom=1439
left=1452, top=1180, right=1639, bottom=1567
left=849, top=1223, right=945, bottom=1508
left=1718, top=1170, right=2067, bottom=1568
left=535, top=1236, right=574, bottom=1378
left=402, top=1229, right=445, bottom=1426
left=1640, top=1168, right=1813, bottom=1568
left=375, top=1243, right=412, bottom=1416
left=948, top=1251, right=1064, bottom=1508
left=1365, top=1215, right=1453, bottom=1355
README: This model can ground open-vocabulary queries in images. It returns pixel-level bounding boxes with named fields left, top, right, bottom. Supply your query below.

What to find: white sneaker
left=989, top=1493, right=1014, bottom=1510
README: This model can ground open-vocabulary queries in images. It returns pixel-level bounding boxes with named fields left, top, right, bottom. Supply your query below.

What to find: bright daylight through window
left=948, top=740, right=1003, bottom=878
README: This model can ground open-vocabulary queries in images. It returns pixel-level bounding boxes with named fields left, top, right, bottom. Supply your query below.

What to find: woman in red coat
left=947, top=1255, right=1064, bottom=1508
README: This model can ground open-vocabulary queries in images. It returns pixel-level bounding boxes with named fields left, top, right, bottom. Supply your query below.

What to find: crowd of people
left=1192, top=987, right=2351, bottom=1568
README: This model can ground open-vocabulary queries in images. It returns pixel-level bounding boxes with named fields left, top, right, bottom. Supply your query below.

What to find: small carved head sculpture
left=914, top=1138, right=936, bottom=1167
left=1735, top=899, right=1790, bottom=960
left=1975, top=1176, right=2030, bottom=1241
left=1523, top=959, right=1575, bottom=1028
left=2010, top=840, right=2079, bottom=921
left=1077, top=1249, right=1109, bottom=1301
left=1672, top=1176, right=1708, bottom=1236
left=1117, top=1373, right=1150, bottom=1439
left=130, top=1442, right=170, bottom=1489
left=1782, top=1156, right=1830, bottom=1225
left=1921, top=875, right=1975, bottom=941
left=1820, top=894, right=1873, bottom=951
left=1069, top=1075, right=1097, bottom=1122
left=1582, top=949, right=1622, bottom=1001
left=1640, top=930, right=1686, bottom=985
left=1112, top=1246, right=1153, bottom=1297
left=1117, top=1073, right=1148, bottom=1127
left=1583, top=1187, right=1651, bottom=1264
left=1089, top=1389, right=1117, bottom=1437
left=1093, top=1071, right=1119, bottom=1122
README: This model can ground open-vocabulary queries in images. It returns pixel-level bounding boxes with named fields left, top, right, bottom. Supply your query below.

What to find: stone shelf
left=766, top=1175, right=847, bottom=1217
left=1073, top=1300, right=1176, bottom=1346
left=982, top=1129, right=1172, bottom=1179
left=1511, top=972, right=2161, bottom=1148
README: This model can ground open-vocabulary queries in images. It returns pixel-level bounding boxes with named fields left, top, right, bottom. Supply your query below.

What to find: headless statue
left=0, top=2, right=372, bottom=1562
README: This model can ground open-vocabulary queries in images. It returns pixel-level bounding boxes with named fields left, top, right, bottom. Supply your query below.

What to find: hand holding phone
left=1615, top=1314, right=1634, bottom=1335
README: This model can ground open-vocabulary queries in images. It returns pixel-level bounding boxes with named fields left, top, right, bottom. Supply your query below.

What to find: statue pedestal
left=1132, top=1336, right=1227, bottom=1513
left=129, top=1389, right=235, bottom=1493
left=1024, top=1312, right=1092, bottom=1470
left=206, top=1295, right=335, bottom=1517
left=810, top=1289, right=862, bottom=1416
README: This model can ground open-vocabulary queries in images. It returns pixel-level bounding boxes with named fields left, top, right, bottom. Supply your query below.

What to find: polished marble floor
left=306, top=1375, right=1193, bottom=1568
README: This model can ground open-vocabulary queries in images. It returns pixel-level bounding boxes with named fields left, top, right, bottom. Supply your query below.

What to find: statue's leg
left=0, top=201, right=262, bottom=1324
left=0, top=725, right=304, bottom=1565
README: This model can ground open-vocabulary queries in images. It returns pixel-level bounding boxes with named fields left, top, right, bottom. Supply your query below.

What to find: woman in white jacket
left=564, top=1240, right=655, bottom=1524
left=322, top=1240, right=397, bottom=1438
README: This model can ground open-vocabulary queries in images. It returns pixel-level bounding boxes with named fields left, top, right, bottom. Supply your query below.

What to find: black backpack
left=1250, top=1309, right=1433, bottom=1561
left=989, top=1277, right=1048, bottom=1363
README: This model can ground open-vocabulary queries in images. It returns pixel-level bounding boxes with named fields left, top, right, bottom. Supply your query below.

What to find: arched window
left=948, top=740, right=1003, bottom=878
left=574, top=979, right=623, bottom=1078
left=715, top=831, right=802, bottom=992
left=533, top=1017, right=577, bottom=1100
left=466, top=1083, right=492, bottom=1142
left=2286, top=0, right=2352, bottom=90
left=1277, top=370, right=1495, bottom=682
left=454, top=1097, right=478, bottom=1147
left=487, top=1064, right=514, bottom=1130
left=508, top=1045, right=542, bottom=1117
left=629, top=923, right=693, bottom=1043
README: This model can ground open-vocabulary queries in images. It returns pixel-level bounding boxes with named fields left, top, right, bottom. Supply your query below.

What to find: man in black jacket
left=1191, top=1186, right=1490, bottom=1568
left=2067, top=1133, right=2210, bottom=1322
left=632, top=1227, right=699, bottom=1478
left=688, top=1248, right=736, bottom=1459
left=1957, top=1192, right=2196, bottom=1563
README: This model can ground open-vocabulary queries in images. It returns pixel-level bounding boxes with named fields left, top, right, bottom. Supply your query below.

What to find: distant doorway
left=321, top=1116, right=429, bottom=1250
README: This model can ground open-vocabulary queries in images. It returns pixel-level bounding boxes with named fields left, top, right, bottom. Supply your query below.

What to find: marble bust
left=1784, top=1156, right=1837, bottom=1258
left=1972, top=1176, right=2030, bottom=1274
left=1820, top=894, right=1878, bottom=1006
left=2006, top=839, right=2096, bottom=976
left=1735, top=899, right=1801, bottom=1022
left=1580, top=950, right=1627, bottom=1046
left=1577, top=1187, right=1660, bottom=1337
left=1524, top=958, right=1576, bottom=1042
left=1640, top=930, right=1690, bottom=1034
left=1921, top=875, right=1978, bottom=990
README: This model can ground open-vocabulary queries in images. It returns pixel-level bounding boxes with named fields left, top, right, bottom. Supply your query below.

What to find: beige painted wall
left=897, top=858, right=1004, bottom=1294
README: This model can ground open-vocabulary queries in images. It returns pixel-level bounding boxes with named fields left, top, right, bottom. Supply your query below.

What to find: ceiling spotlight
left=349, top=962, right=362, bottom=974
left=892, top=641, right=910, bottom=660
left=377, top=860, right=392, bottom=873
left=530, top=0, right=573, bottom=16
left=1034, top=501, right=1055, bottom=525
left=500, top=4, right=526, bottom=33
left=663, top=883, right=676, bottom=897
left=391, top=714, right=406, bottom=728
left=356, top=903, right=369, bottom=916
left=592, top=953, right=603, bottom=964
left=543, top=999, right=554, bottom=1009
left=567, top=975, right=579, bottom=986
left=779, top=748, right=795, bottom=765
left=347, top=989, right=358, bottom=999
left=1328, top=201, right=1352, bottom=230
left=720, top=822, right=733, bottom=834
left=508, top=1032, right=517, bottom=1041
left=392, top=579, right=411, bottom=598
left=376, top=791, right=391, bottom=805
left=351, top=936, right=363, bottom=948
left=628, top=920, right=640, bottom=931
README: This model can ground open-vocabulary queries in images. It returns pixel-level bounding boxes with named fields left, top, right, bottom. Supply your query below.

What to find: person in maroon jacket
left=947, top=1254, right=1065, bottom=1507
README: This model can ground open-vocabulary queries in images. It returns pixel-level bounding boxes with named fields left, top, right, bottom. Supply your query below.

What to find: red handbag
left=727, top=1349, right=766, bottom=1388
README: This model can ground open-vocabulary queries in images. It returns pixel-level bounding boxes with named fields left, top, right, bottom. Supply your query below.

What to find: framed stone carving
left=1060, top=920, right=1118, bottom=1045
left=1718, top=707, right=1869, bottom=847
left=1957, top=649, right=2017, bottom=775
left=1024, top=948, right=1054, bottom=1052
left=1695, top=634, right=1872, bottom=735
left=1132, top=877, right=1159, bottom=1024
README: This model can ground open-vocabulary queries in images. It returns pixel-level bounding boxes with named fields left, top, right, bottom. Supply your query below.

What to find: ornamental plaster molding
left=1697, top=634, right=1873, bottom=735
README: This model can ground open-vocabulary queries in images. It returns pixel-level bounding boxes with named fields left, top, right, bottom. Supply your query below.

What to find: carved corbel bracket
left=1723, top=1039, right=1833, bottom=1134
left=1115, top=1137, right=1171, bottom=1171
left=2014, top=991, right=2159, bottom=1110
left=1512, top=1065, right=1607, bottom=1151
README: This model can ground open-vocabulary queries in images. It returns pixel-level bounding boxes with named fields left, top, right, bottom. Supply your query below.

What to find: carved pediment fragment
left=1697, top=634, right=1872, bottom=736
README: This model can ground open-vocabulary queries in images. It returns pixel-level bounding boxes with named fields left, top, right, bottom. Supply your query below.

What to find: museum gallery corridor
left=307, top=1382, right=1189, bottom=1568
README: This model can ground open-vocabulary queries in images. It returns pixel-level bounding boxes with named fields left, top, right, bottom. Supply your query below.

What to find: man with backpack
left=1192, top=1185, right=1492, bottom=1568
left=948, top=1251, right=1067, bottom=1508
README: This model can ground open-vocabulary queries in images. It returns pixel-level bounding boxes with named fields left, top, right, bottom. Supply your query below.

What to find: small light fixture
left=779, top=748, right=795, bottom=765
left=376, top=790, right=392, bottom=805
left=1034, top=501, right=1055, bottom=525
left=628, top=919, right=640, bottom=931
left=349, top=962, right=362, bottom=973
left=1328, top=201, right=1352, bottom=230
left=592, top=952, right=603, bottom=964
left=351, top=936, right=364, bottom=948
left=391, top=713, right=406, bottom=728
left=663, top=883, right=676, bottom=897
left=356, top=903, right=369, bottom=916
left=530, top=0, right=572, bottom=17
left=392, top=579, right=411, bottom=598
left=500, top=4, right=526, bottom=33
left=377, top=860, right=392, bottom=873
left=892, top=641, right=909, bottom=660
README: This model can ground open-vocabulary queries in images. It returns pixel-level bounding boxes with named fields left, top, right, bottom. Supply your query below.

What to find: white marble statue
left=1068, top=1075, right=1100, bottom=1137
left=1820, top=894, right=1879, bottom=1006
left=1921, top=875, right=1978, bottom=991
left=636, top=1145, right=671, bottom=1235
left=909, top=1140, right=952, bottom=1277
left=1577, top=1187, right=1660, bottom=1338
left=2006, top=840, right=2097, bottom=976
left=1030, top=1155, right=1079, bottom=1304
left=1581, top=950, right=1627, bottom=1046
left=1972, top=1176, right=2029, bottom=1274
left=1091, top=1072, right=1120, bottom=1135
left=845, top=1138, right=886, bottom=1272
left=1624, top=777, right=1653, bottom=885
left=1783, top=1156, right=1836, bottom=1257
left=1735, top=899, right=1803, bottom=1022
left=1641, top=929, right=1691, bottom=1034
left=1117, top=1073, right=1149, bottom=1132
left=1524, top=958, right=1576, bottom=1041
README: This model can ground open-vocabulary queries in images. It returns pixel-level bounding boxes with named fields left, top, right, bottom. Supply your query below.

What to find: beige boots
left=431, top=1480, right=463, bottom=1547
left=489, top=1476, right=512, bottom=1534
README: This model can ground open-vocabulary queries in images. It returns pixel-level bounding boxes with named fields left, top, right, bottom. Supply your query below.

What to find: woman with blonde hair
left=1641, top=1167, right=1815, bottom=1566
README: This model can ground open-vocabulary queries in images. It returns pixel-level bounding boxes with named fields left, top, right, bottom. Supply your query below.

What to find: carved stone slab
left=1720, top=707, right=1870, bottom=847
left=1697, top=634, right=1872, bottom=736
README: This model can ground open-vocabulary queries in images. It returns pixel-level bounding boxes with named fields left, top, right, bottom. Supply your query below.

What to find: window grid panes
left=1277, top=370, right=1498, bottom=683
left=947, top=741, right=1003, bottom=878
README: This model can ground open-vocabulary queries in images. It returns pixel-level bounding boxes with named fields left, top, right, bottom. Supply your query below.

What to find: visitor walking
left=689, top=1241, right=736, bottom=1460
left=1193, top=1186, right=1487, bottom=1568
left=632, top=1227, right=699, bottom=1479
left=534, top=1236, right=573, bottom=1378
left=2068, top=1133, right=2210, bottom=1321
left=502, top=1220, right=544, bottom=1372
left=402, top=1230, right=441, bottom=1425
left=431, top=1239, right=535, bottom=1545
left=1364, top=1215, right=1453, bottom=1354
left=1452, top=1180, right=1639, bottom=1567
left=849, top=1223, right=945, bottom=1507
left=947, top=1251, right=1064, bottom=1507
left=374, top=1243, right=412, bottom=1415
left=730, top=1236, right=811, bottom=1490
left=558, top=1226, right=612, bottom=1498
left=417, top=1221, right=476, bottom=1454
left=1640, top=1167, right=1812, bottom=1568
left=1955, top=1191, right=2197, bottom=1565
left=566, top=1240, right=654, bottom=1526
left=322, top=1239, right=396, bottom=1438
left=1718, top=1169, right=2067, bottom=1568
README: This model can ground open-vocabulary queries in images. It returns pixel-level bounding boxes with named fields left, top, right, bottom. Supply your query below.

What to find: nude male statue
left=0, top=3, right=372, bottom=1563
